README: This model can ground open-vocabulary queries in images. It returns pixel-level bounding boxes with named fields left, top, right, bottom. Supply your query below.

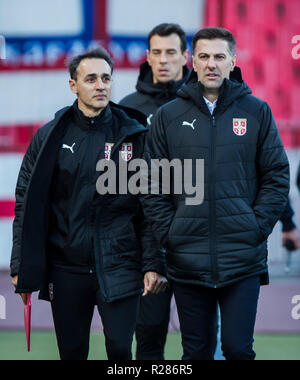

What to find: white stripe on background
left=0, top=0, right=83, bottom=37
left=0, top=69, right=139, bottom=124
left=112, top=69, right=139, bottom=103
left=0, top=71, right=75, bottom=124
left=108, top=0, right=205, bottom=35
left=0, top=219, right=12, bottom=269
left=0, top=154, right=23, bottom=199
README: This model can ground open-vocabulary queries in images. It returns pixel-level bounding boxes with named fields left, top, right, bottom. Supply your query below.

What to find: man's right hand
left=282, top=230, right=299, bottom=251
left=12, top=275, right=28, bottom=305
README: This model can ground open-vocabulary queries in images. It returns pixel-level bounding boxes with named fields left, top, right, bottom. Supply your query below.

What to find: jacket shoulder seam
left=160, top=100, right=195, bottom=127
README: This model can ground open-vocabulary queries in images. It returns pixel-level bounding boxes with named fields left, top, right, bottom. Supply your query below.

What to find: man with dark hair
left=10, top=47, right=167, bottom=360
left=148, top=23, right=187, bottom=54
left=119, top=23, right=190, bottom=361
left=120, top=23, right=189, bottom=126
left=68, top=47, right=114, bottom=79
left=192, top=27, right=237, bottom=56
left=142, top=27, right=290, bottom=360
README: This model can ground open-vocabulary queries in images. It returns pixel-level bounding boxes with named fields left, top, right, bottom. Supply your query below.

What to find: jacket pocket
left=253, top=214, right=268, bottom=243
left=108, top=223, right=141, bottom=263
left=248, top=210, right=266, bottom=245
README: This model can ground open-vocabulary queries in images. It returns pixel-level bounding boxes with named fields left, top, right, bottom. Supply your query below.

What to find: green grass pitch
left=0, top=331, right=299, bottom=360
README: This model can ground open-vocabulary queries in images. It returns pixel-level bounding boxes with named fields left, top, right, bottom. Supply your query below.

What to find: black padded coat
left=10, top=103, right=165, bottom=302
left=141, top=69, right=290, bottom=288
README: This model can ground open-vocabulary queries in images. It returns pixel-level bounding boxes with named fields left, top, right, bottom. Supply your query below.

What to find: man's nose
left=160, top=52, right=168, bottom=63
left=207, top=56, right=217, bottom=69
left=95, top=78, right=106, bottom=90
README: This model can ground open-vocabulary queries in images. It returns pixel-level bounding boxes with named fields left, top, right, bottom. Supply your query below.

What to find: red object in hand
left=24, top=293, right=31, bottom=352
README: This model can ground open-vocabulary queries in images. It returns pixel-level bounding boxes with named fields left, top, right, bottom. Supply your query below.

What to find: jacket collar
left=52, top=101, right=147, bottom=140
left=72, top=100, right=113, bottom=131
left=177, top=66, right=252, bottom=116
left=136, top=61, right=191, bottom=103
left=109, top=102, right=148, bottom=138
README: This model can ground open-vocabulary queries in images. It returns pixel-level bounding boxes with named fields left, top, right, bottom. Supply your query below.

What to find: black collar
left=72, top=101, right=113, bottom=131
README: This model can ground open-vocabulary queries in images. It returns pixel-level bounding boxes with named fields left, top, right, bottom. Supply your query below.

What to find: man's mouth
left=94, top=94, right=106, bottom=100
left=205, top=73, right=220, bottom=79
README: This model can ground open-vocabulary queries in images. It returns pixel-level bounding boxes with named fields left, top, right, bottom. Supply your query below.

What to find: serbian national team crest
left=121, top=143, right=133, bottom=161
left=105, top=143, right=114, bottom=161
left=233, top=119, right=247, bottom=136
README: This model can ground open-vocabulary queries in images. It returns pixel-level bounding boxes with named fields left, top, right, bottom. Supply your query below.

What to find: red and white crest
left=233, top=119, right=247, bottom=136
left=121, top=143, right=133, bottom=162
left=105, top=143, right=114, bottom=161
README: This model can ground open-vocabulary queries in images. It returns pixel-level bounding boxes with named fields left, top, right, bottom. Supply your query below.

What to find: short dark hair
left=68, top=47, right=114, bottom=80
left=148, top=23, right=187, bottom=54
left=192, top=27, right=236, bottom=56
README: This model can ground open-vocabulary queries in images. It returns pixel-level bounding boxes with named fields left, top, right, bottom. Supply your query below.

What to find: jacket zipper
left=88, top=127, right=109, bottom=300
left=210, top=115, right=218, bottom=287
left=87, top=129, right=96, bottom=271
left=94, top=202, right=108, bottom=301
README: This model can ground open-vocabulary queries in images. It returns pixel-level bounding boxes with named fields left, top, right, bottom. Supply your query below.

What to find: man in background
left=120, top=23, right=191, bottom=360
left=120, top=23, right=189, bottom=126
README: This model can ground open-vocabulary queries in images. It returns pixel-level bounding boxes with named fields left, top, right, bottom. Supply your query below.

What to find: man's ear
left=192, top=56, right=197, bottom=72
left=146, top=49, right=151, bottom=65
left=231, top=55, right=237, bottom=72
left=182, top=49, right=189, bottom=66
left=69, top=79, right=78, bottom=95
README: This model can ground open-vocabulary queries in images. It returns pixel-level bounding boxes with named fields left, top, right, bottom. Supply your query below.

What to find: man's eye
left=102, top=77, right=111, bottom=83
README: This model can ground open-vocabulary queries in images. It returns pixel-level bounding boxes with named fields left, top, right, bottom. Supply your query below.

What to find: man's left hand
left=143, top=272, right=168, bottom=296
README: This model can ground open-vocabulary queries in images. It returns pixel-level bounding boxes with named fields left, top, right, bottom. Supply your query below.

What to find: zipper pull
left=212, top=116, right=216, bottom=127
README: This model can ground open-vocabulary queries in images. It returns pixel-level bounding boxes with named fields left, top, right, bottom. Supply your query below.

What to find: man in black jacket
left=120, top=23, right=191, bottom=360
left=10, top=47, right=167, bottom=360
left=142, top=28, right=290, bottom=360
left=120, top=23, right=190, bottom=126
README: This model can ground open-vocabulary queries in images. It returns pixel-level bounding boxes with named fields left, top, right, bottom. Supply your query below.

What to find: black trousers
left=50, top=270, right=140, bottom=360
left=135, top=286, right=173, bottom=360
left=135, top=285, right=218, bottom=360
left=173, top=276, right=261, bottom=360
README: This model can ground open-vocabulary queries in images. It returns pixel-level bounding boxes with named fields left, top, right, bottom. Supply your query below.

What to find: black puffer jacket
left=119, top=62, right=190, bottom=124
left=142, top=68, right=290, bottom=288
left=10, top=102, right=165, bottom=302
